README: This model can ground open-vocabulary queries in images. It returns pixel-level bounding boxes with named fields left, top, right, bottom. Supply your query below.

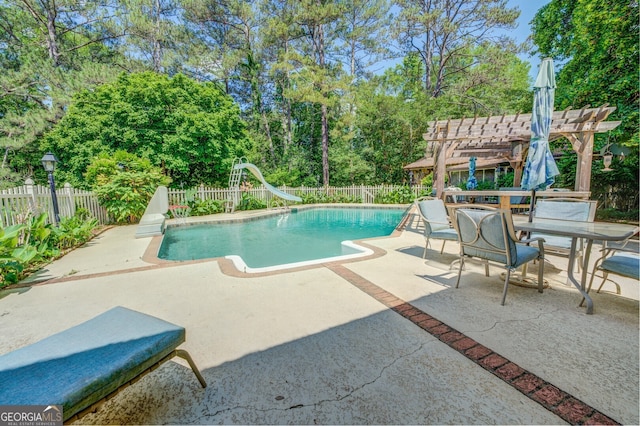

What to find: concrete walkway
left=1, top=209, right=638, bottom=425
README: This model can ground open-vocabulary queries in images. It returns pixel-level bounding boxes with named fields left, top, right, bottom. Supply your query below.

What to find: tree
left=393, top=0, right=520, bottom=97
left=42, top=72, right=250, bottom=188
left=531, top=0, right=639, bottom=212
left=531, top=0, right=638, bottom=144
left=120, top=0, right=192, bottom=73
left=0, top=1, right=124, bottom=187
left=285, top=0, right=346, bottom=186
left=336, top=0, right=393, bottom=79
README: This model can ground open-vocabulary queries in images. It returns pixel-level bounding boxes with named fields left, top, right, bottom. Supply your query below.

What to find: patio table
left=513, top=217, right=638, bottom=314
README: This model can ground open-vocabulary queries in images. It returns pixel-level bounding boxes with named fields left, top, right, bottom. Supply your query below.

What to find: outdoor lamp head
left=602, top=151, right=613, bottom=172
left=41, top=152, right=58, bottom=172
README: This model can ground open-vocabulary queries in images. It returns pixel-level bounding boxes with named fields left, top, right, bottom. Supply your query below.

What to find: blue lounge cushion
left=0, top=306, right=185, bottom=421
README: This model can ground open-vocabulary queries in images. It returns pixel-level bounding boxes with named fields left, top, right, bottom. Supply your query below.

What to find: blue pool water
left=158, top=207, right=407, bottom=269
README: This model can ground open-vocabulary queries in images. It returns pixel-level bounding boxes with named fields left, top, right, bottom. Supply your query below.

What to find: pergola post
left=435, top=141, right=448, bottom=198
left=566, top=132, right=595, bottom=192
left=510, top=142, right=525, bottom=187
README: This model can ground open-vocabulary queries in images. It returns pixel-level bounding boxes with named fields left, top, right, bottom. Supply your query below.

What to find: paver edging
left=327, top=263, right=620, bottom=426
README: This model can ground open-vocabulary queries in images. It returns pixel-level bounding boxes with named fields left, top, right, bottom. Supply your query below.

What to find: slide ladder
left=227, top=159, right=302, bottom=212
left=227, top=158, right=246, bottom=212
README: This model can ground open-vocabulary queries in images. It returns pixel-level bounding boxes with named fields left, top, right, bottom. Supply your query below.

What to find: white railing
left=0, top=179, right=109, bottom=227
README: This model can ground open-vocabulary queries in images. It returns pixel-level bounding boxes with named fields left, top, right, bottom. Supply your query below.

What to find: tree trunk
left=152, top=0, right=162, bottom=71
left=321, top=103, right=329, bottom=186
left=316, top=14, right=330, bottom=186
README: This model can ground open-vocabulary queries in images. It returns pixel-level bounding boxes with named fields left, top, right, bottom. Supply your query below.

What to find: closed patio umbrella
left=466, top=156, right=478, bottom=190
left=521, top=58, right=560, bottom=221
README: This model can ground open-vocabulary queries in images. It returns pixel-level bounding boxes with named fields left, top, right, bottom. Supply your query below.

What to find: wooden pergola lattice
left=421, top=104, right=621, bottom=197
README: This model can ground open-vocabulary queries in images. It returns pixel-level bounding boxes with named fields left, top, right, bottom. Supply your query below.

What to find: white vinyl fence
left=167, top=184, right=431, bottom=207
left=1, top=180, right=429, bottom=228
left=0, top=179, right=109, bottom=227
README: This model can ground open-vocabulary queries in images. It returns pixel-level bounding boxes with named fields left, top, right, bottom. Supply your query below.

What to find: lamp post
left=41, top=152, right=60, bottom=226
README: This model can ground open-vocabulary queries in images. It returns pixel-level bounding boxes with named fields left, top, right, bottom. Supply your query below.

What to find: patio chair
left=531, top=198, right=597, bottom=271
left=414, top=197, right=458, bottom=259
left=587, top=238, right=639, bottom=295
left=452, top=206, right=545, bottom=305
left=0, top=306, right=207, bottom=423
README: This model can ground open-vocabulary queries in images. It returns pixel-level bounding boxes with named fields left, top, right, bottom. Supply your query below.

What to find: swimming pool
left=157, top=206, right=408, bottom=272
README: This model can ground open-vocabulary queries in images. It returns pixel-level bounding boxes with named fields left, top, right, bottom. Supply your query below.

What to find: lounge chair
left=0, top=306, right=206, bottom=423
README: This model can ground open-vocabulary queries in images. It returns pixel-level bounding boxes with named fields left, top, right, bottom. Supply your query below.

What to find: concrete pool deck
left=1, top=207, right=638, bottom=425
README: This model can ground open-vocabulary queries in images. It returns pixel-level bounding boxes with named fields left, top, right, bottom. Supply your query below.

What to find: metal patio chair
left=587, top=238, right=639, bottom=295
left=414, top=197, right=458, bottom=259
left=531, top=198, right=597, bottom=272
left=452, top=206, right=545, bottom=305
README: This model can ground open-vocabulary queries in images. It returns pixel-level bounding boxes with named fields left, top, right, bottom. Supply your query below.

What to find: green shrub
left=476, top=180, right=496, bottom=190
left=596, top=208, right=640, bottom=223
left=188, top=199, right=225, bottom=216
left=237, top=193, right=267, bottom=211
left=88, top=153, right=171, bottom=223
left=301, top=191, right=360, bottom=204
left=0, top=210, right=98, bottom=288
left=0, top=223, right=31, bottom=286
left=94, top=170, right=170, bottom=223
left=51, top=215, right=99, bottom=250
left=0, top=213, right=53, bottom=286
left=374, top=186, right=414, bottom=204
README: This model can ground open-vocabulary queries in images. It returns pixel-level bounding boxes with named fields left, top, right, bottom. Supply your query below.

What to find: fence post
left=199, top=184, right=205, bottom=200
left=24, top=178, right=37, bottom=215
left=63, top=182, right=75, bottom=218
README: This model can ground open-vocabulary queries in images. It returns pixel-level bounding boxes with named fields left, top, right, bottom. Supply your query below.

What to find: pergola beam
left=422, top=105, right=620, bottom=197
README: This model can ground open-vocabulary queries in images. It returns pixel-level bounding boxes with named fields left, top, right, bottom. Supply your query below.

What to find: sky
left=506, top=0, right=552, bottom=80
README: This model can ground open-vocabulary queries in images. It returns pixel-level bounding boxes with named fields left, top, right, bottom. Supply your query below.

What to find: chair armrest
left=520, top=236, right=545, bottom=244
left=520, top=236, right=546, bottom=253
left=596, top=246, right=638, bottom=258
left=428, top=220, right=452, bottom=226
left=607, top=246, right=639, bottom=255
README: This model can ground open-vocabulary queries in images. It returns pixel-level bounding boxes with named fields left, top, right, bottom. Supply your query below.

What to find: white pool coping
left=225, top=240, right=375, bottom=273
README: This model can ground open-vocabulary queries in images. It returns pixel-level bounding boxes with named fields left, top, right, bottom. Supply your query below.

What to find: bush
left=87, top=153, right=171, bottom=223
left=596, top=208, right=640, bottom=223
left=374, top=186, right=415, bottom=204
left=187, top=199, right=225, bottom=216
left=0, top=210, right=98, bottom=288
left=0, top=223, right=33, bottom=286
left=301, top=190, right=360, bottom=204
left=237, top=193, right=267, bottom=211
left=50, top=215, right=99, bottom=250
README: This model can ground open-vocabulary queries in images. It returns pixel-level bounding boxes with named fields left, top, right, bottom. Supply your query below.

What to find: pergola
left=421, top=104, right=621, bottom=197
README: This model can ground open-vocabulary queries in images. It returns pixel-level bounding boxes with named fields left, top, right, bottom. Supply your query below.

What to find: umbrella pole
left=528, top=189, right=537, bottom=222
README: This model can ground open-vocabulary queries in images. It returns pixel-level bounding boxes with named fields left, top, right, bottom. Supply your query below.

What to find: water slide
left=234, top=163, right=302, bottom=202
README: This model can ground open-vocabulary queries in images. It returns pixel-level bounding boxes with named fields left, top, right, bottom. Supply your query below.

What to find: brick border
left=327, top=264, right=619, bottom=426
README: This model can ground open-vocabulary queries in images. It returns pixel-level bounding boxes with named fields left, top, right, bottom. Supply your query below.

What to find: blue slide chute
left=234, top=163, right=302, bottom=202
